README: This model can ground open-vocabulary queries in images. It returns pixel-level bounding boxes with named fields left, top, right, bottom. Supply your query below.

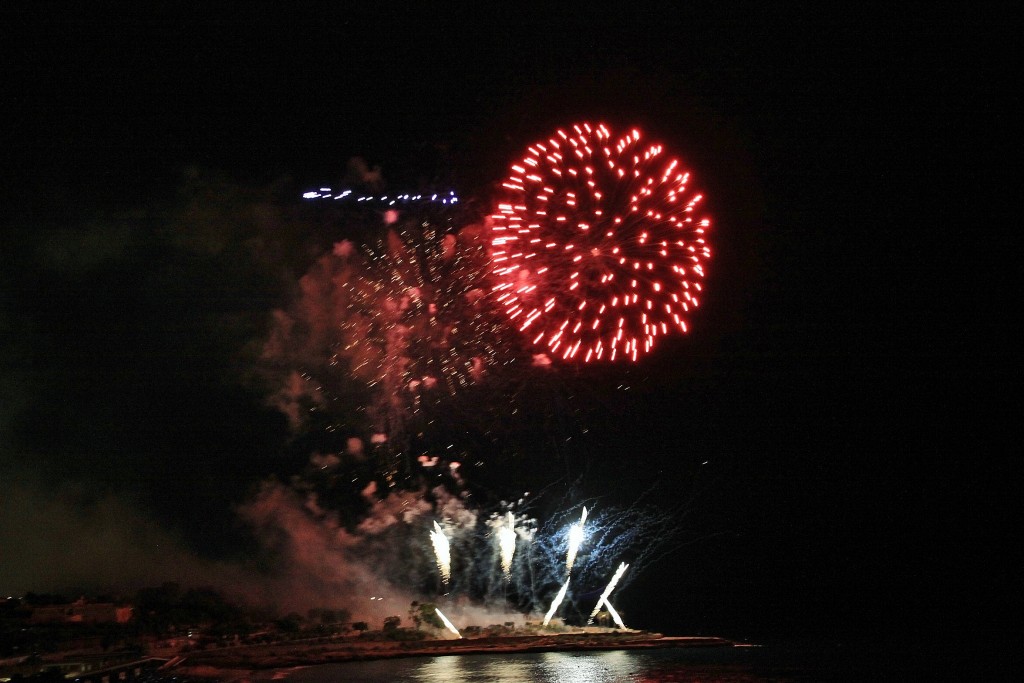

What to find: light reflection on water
left=416, top=651, right=634, bottom=682
left=287, top=647, right=808, bottom=683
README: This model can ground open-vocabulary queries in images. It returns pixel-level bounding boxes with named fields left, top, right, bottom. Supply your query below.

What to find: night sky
left=3, top=5, right=979, bottom=652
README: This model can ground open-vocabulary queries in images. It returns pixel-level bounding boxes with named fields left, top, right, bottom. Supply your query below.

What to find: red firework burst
left=489, top=122, right=711, bottom=362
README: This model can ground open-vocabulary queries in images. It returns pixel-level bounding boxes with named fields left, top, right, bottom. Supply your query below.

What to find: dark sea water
left=284, top=643, right=868, bottom=682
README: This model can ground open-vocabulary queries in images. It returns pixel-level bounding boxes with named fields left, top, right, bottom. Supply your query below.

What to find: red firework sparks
left=489, top=122, right=711, bottom=362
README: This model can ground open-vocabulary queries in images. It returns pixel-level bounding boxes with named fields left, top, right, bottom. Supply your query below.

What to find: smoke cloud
left=0, top=469, right=249, bottom=597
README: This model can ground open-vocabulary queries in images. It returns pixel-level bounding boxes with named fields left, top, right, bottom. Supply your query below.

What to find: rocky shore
left=171, top=632, right=736, bottom=680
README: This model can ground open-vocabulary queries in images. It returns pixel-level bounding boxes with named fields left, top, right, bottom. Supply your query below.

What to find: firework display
left=497, top=511, right=517, bottom=580
left=411, top=500, right=681, bottom=629
left=565, top=506, right=588, bottom=574
left=303, top=188, right=460, bottom=205
left=434, top=607, right=463, bottom=638
left=489, top=122, right=711, bottom=362
left=542, top=579, right=570, bottom=627
left=341, top=221, right=502, bottom=394
left=430, top=521, right=452, bottom=587
left=271, top=122, right=708, bottom=630
left=602, top=598, right=627, bottom=630
left=325, top=216, right=515, bottom=482
left=588, top=561, right=628, bottom=623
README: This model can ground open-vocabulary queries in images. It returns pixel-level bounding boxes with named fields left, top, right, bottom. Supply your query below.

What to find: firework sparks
left=434, top=607, right=463, bottom=638
left=602, top=598, right=627, bottom=629
left=566, top=506, right=588, bottom=574
left=302, top=188, right=460, bottom=205
left=588, top=561, right=629, bottom=623
left=330, top=219, right=512, bottom=481
left=498, top=511, right=517, bottom=580
left=430, top=521, right=452, bottom=587
left=489, top=122, right=712, bottom=362
left=542, top=578, right=570, bottom=627
left=342, top=222, right=508, bottom=398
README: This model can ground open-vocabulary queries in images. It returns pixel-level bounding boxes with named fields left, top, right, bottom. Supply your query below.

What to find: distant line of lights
left=302, top=188, right=460, bottom=205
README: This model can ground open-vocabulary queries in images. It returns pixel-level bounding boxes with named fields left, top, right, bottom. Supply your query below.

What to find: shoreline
left=171, top=632, right=737, bottom=680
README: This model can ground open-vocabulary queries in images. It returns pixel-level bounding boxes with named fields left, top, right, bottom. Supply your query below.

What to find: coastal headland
left=171, top=631, right=737, bottom=679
